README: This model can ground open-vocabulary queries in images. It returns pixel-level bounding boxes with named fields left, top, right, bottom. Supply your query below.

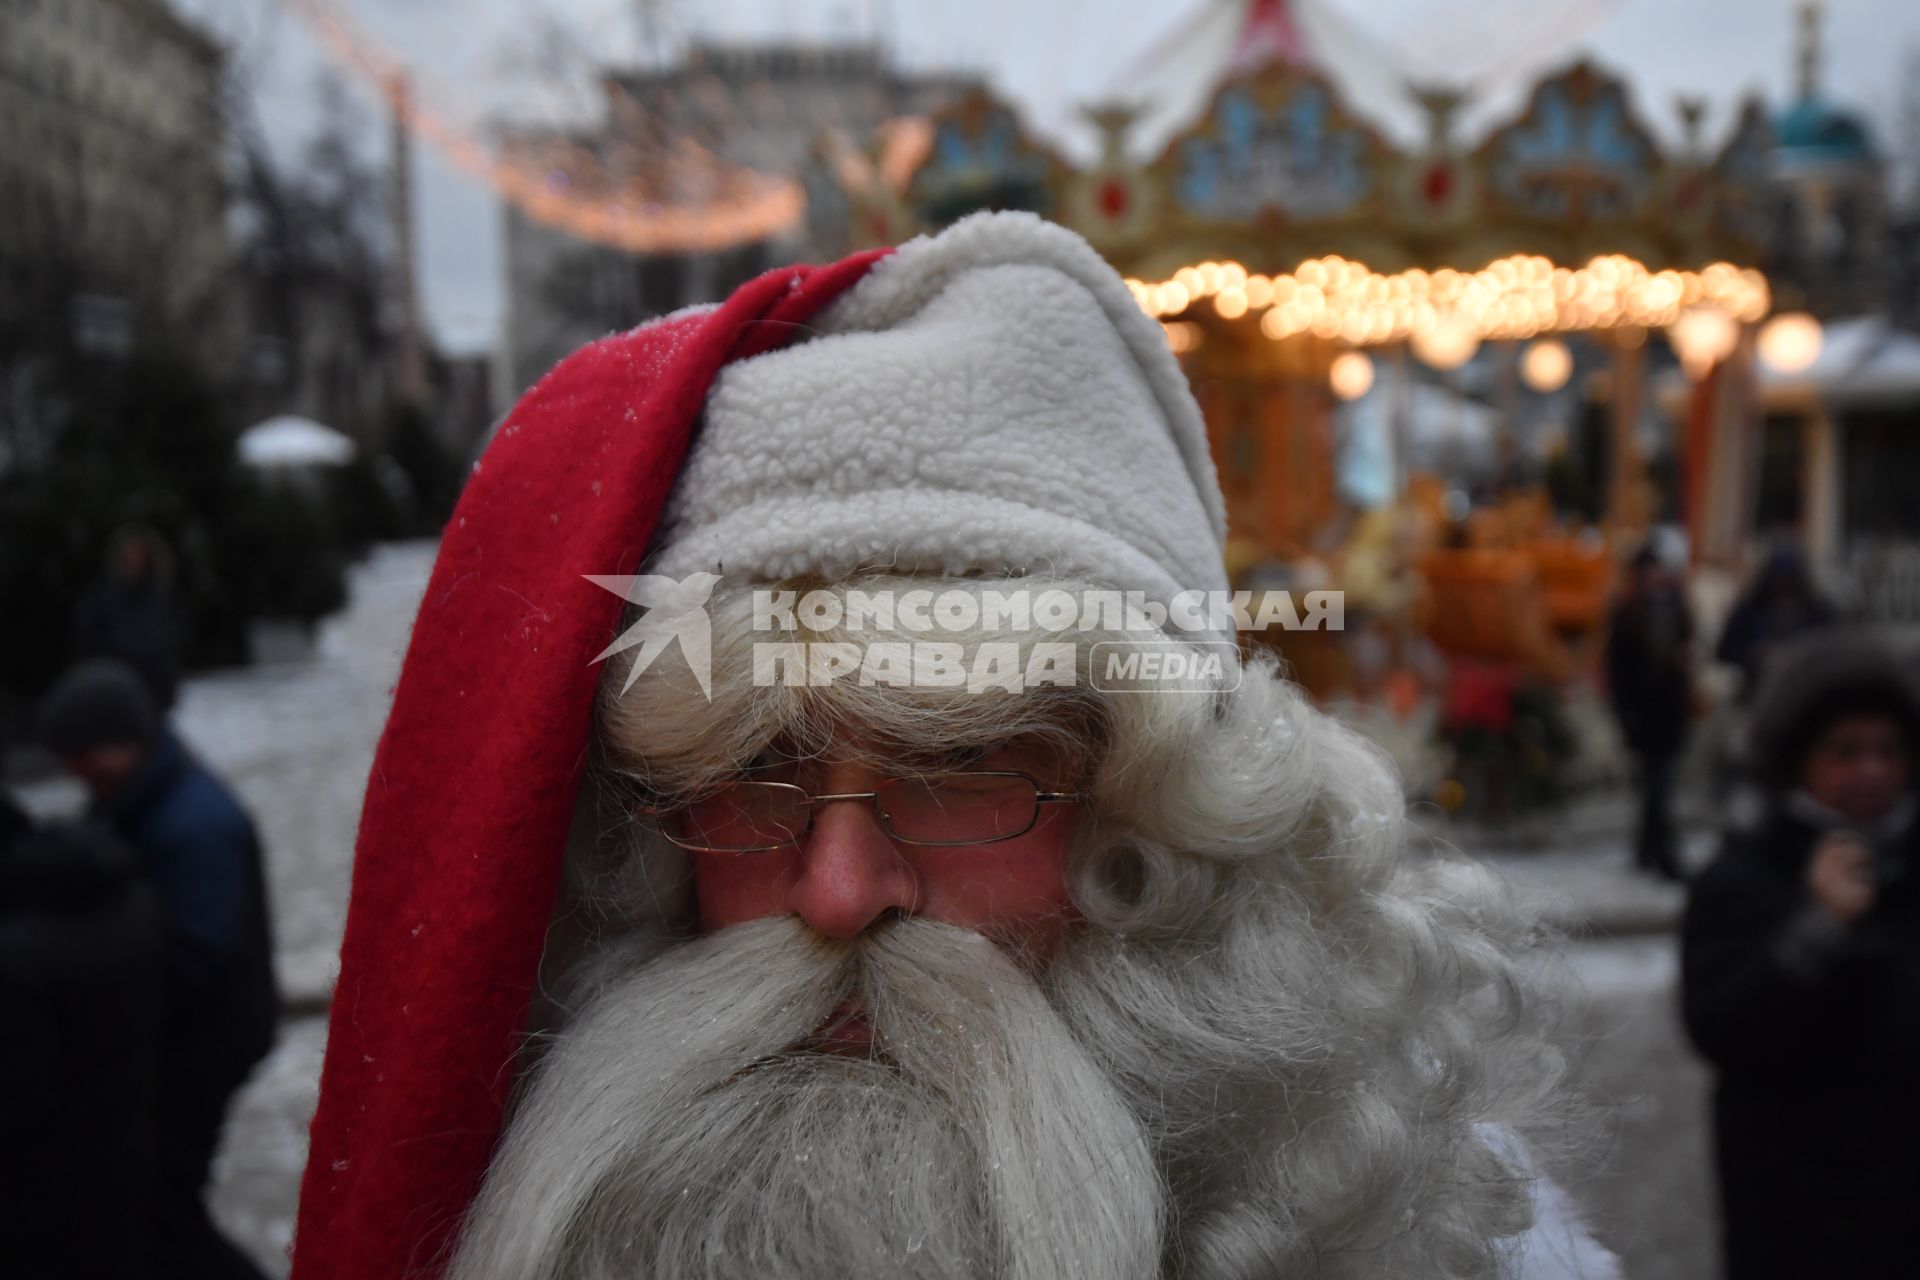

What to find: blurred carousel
left=814, top=0, right=1838, bottom=813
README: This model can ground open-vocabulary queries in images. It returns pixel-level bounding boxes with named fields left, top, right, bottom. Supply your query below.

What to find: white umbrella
left=237, top=415, right=358, bottom=469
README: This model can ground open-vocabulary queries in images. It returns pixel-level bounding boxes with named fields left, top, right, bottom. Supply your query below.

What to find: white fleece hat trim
left=649, top=211, right=1230, bottom=606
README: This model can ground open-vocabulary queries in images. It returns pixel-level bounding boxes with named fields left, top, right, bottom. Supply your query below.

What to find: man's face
left=1801, top=713, right=1912, bottom=825
left=459, top=724, right=1153, bottom=1280
left=691, top=736, right=1082, bottom=999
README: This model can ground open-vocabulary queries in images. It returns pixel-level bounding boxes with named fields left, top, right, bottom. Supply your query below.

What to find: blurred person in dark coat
left=1606, top=544, right=1694, bottom=880
left=1, top=794, right=164, bottom=1278
left=73, top=525, right=185, bottom=712
left=1714, top=544, right=1836, bottom=706
left=38, top=660, right=279, bottom=1280
left=1681, top=636, right=1920, bottom=1279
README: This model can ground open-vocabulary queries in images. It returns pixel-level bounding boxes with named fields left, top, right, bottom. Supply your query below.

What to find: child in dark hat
left=1682, top=634, right=1920, bottom=1279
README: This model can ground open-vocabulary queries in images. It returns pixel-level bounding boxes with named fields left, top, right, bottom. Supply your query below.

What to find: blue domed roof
left=1774, top=95, right=1877, bottom=164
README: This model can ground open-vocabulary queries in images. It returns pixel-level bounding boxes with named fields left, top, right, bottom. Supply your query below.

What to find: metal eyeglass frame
left=637, top=770, right=1084, bottom=854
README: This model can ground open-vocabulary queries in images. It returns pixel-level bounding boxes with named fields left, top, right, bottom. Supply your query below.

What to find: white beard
left=448, top=917, right=1164, bottom=1280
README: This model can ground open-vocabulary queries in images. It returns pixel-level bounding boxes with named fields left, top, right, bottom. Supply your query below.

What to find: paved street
left=160, top=544, right=1718, bottom=1277
left=187, top=543, right=437, bottom=1273
left=1557, top=938, right=1716, bottom=1280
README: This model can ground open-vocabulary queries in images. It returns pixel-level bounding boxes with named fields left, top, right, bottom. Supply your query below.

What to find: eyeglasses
left=638, top=770, right=1082, bottom=854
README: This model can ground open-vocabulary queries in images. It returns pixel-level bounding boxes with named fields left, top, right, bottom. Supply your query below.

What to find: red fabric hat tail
left=291, top=248, right=889, bottom=1280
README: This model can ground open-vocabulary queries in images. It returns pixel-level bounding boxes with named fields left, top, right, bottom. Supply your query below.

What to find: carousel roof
left=1108, top=0, right=1407, bottom=155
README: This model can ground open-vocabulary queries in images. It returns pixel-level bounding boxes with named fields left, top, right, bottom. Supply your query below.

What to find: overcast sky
left=175, top=1, right=1920, bottom=354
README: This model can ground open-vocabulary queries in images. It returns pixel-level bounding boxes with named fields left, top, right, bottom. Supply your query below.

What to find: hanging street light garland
left=285, top=0, right=806, bottom=255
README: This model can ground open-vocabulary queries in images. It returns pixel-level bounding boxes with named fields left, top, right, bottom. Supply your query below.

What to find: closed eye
left=888, top=744, right=990, bottom=775
left=740, top=743, right=803, bottom=784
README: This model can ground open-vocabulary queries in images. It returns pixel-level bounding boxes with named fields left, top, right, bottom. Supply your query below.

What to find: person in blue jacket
left=39, top=659, right=279, bottom=1280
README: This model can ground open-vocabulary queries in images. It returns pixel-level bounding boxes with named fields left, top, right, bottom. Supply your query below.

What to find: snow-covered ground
left=184, top=544, right=433, bottom=1272
left=150, top=544, right=1711, bottom=1277
left=178, top=542, right=437, bottom=1005
left=212, top=1016, right=328, bottom=1272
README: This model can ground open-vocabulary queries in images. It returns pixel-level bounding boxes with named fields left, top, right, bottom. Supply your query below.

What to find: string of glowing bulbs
left=1132, top=253, right=1773, bottom=364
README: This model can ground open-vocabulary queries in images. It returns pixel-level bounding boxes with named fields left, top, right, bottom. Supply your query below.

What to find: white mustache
left=451, top=916, right=1163, bottom=1280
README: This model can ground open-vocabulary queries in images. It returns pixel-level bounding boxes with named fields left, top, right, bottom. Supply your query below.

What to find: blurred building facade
left=1740, top=4, right=1920, bottom=620
left=0, top=0, right=234, bottom=366
left=497, top=41, right=977, bottom=395
left=230, top=144, right=405, bottom=451
left=235, top=73, right=496, bottom=457
left=1766, top=0, right=1890, bottom=319
left=0, top=2, right=485, bottom=462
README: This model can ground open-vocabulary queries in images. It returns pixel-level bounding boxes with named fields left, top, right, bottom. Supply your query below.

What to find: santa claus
left=292, top=214, right=1613, bottom=1280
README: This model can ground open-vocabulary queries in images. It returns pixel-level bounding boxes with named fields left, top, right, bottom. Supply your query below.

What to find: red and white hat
left=291, top=212, right=1228, bottom=1279
left=651, top=213, right=1227, bottom=600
